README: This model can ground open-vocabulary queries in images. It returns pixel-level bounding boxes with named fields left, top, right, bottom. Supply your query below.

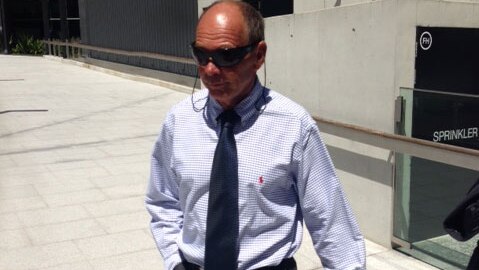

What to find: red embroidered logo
left=259, top=176, right=264, bottom=184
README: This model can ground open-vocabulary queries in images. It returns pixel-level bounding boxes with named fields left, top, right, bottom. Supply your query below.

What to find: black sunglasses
left=190, top=42, right=258, bottom=68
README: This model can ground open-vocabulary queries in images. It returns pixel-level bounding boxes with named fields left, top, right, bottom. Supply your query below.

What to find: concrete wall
left=260, top=0, right=479, bottom=247
left=263, top=0, right=398, bottom=132
left=294, top=0, right=479, bottom=13
left=295, top=0, right=375, bottom=13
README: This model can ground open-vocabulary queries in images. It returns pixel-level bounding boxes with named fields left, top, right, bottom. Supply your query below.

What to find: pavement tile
left=96, top=142, right=152, bottom=156
left=0, top=184, right=38, bottom=200
left=143, top=228, right=152, bottom=237
left=96, top=211, right=150, bottom=233
left=0, top=229, right=31, bottom=250
left=0, top=164, right=51, bottom=177
left=0, top=156, right=16, bottom=168
left=42, top=189, right=107, bottom=208
left=75, top=230, right=153, bottom=260
left=93, top=154, right=150, bottom=168
left=89, top=249, right=163, bottom=270
left=101, top=183, right=146, bottom=199
left=0, top=213, right=23, bottom=230
left=17, top=138, right=66, bottom=151
left=365, top=239, right=389, bottom=256
left=102, top=161, right=149, bottom=176
left=17, top=205, right=91, bottom=227
left=50, top=166, right=111, bottom=179
left=83, top=196, right=144, bottom=217
left=296, top=229, right=323, bottom=269
left=51, top=147, right=109, bottom=161
left=88, top=173, right=146, bottom=188
left=46, top=159, right=105, bottom=171
left=34, top=178, right=95, bottom=195
left=33, top=130, right=86, bottom=141
left=0, top=241, right=85, bottom=270
left=295, top=252, right=322, bottom=270
left=9, top=151, right=60, bottom=166
left=0, top=171, right=58, bottom=187
left=0, top=196, right=47, bottom=214
left=38, top=261, right=94, bottom=270
left=366, top=250, right=438, bottom=270
left=26, top=219, right=106, bottom=245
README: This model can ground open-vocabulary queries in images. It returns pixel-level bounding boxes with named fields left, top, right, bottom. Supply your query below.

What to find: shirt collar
left=207, top=78, right=264, bottom=128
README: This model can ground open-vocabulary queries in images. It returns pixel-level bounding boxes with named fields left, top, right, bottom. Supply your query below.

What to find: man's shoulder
left=160, top=89, right=208, bottom=130
left=168, top=89, right=208, bottom=116
left=266, top=89, right=315, bottom=126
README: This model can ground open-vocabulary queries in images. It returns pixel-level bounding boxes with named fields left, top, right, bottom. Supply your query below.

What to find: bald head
left=198, top=1, right=264, bottom=44
left=197, top=2, right=248, bottom=47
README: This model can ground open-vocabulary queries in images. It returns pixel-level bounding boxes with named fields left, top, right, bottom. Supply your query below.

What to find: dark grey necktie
left=204, top=110, right=240, bottom=270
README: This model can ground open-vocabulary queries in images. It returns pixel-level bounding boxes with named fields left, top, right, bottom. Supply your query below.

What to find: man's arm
left=296, top=124, right=366, bottom=270
left=145, top=118, right=184, bottom=270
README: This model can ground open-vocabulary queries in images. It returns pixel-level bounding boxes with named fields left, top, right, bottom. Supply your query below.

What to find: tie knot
left=218, top=110, right=240, bottom=128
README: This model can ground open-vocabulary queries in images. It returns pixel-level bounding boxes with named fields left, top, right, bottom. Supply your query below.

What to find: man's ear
left=254, top=41, right=267, bottom=70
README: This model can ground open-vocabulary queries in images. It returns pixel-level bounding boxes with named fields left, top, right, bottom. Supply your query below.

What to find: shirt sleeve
left=145, top=114, right=183, bottom=270
left=296, top=123, right=366, bottom=270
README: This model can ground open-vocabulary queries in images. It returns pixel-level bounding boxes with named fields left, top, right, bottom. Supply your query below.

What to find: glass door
left=394, top=87, right=479, bottom=269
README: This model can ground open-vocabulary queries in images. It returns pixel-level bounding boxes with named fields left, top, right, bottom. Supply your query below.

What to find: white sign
left=420, top=31, right=432, bottom=50
left=433, top=127, right=478, bottom=142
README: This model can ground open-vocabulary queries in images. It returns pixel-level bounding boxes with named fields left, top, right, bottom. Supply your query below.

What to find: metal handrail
left=43, top=39, right=196, bottom=65
left=314, top=116, right=478, bottom=171
left=401, top=87, right=479, bottom=98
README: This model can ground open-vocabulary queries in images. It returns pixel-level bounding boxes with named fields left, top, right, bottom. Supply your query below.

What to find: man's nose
left=203, top=60, right=221, bottom=76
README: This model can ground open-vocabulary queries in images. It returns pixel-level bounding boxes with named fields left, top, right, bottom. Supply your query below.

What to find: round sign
left=420, top=31, right=432, bottom=50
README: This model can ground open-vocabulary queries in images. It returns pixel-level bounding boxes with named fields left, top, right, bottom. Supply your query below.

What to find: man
left=146, top=1, right=366, bottom=269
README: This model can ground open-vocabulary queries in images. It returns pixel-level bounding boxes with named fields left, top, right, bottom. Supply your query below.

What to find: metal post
left=41, top=0, right=49, bottom=55
left=0, top=0, right=8, bottom=53
left=65, top=40, right=69, bottom=58
left=77, top=0, right=89, bottom=58
left=59, top=0, right=69, bottom=57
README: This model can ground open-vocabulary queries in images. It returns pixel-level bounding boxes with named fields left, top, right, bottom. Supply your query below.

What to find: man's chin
left=205, top=83, right=225, bottom=91
left=206, top=84, right=230, bottom=97
left=208, top=90, right=233, bottom=107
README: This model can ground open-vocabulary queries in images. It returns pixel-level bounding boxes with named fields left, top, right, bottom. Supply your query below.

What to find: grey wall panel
left=79, top=0, right=197, bottom=77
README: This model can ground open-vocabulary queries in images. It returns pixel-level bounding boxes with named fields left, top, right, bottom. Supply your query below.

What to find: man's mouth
left=205, top=81, right=225, bottom=89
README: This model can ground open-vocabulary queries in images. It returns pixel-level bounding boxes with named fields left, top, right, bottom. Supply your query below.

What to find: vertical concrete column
left=77, top=0, right=88, bottom=43
left=58, top=0, right=68, bottom=57
left=59, top=0, right=69, bottom=41
left=77, top=0, right=89, bottom=57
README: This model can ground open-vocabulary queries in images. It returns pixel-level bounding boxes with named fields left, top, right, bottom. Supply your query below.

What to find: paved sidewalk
left=0, top=55, right=438, bottom=270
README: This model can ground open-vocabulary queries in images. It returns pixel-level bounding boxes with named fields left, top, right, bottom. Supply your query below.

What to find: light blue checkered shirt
left=146, top=80, right=365, bottom=270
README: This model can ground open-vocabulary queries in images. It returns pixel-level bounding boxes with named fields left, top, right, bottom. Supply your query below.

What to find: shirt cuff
left=165, top=254, right=183, bottom=270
